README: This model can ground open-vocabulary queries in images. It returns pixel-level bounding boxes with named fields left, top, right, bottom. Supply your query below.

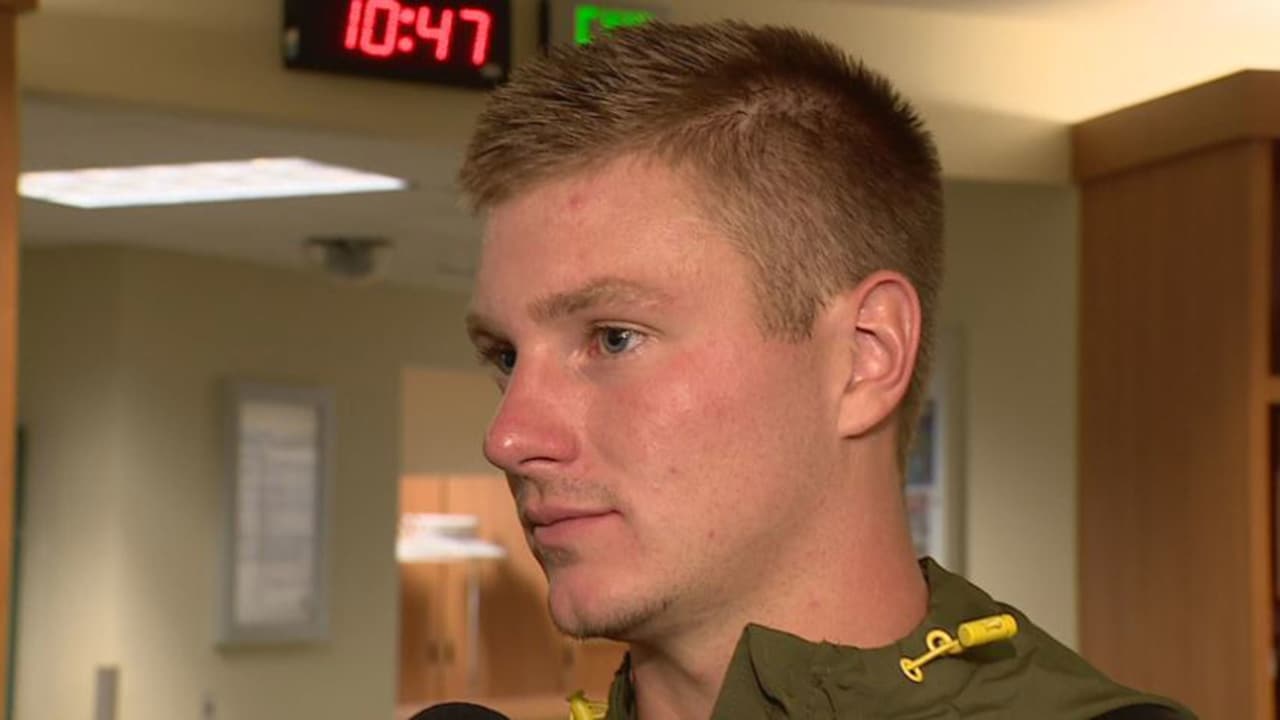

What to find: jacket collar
left=707, top=557, right=1010, bottom=719
left=605, top=559, right=1184, bottom=720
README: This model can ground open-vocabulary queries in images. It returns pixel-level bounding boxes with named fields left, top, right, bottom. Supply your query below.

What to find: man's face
left=466, top=156, right=840, bottom=641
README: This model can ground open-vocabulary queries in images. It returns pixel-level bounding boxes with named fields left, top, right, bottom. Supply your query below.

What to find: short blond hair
left=460, top=21, right=944, bottom=465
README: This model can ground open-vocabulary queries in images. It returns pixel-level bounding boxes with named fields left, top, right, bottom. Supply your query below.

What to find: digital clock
left=284, top=0, right=512, bottom=89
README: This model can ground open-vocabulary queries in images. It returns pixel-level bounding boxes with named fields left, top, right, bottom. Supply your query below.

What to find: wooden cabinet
left=397, top=474, right=625, bottom=718
left=1074, top=71, right=1279, bottom=720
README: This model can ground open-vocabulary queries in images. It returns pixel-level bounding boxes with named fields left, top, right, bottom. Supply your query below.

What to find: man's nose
left=483, top=354, right=579, bottom=473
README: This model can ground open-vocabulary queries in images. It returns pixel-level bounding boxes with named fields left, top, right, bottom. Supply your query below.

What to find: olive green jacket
left=603, top=559, right=1193, bottom=719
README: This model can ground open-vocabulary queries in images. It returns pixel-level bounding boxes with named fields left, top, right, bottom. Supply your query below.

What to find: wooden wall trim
left=1243, top=139, right=1276, bottom=720
left=1073, top=70, right=1280, bottom=181
left=0, top=2, right=36, bottom=13
left=0, top=11, right=17, bottom=720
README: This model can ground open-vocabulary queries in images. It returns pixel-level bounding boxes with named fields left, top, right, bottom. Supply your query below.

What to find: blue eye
left=596, top=327, right=642, bottom=355
left=495, top=348, right=517, bottom=373
left=476, top=345, right=517, bottom=375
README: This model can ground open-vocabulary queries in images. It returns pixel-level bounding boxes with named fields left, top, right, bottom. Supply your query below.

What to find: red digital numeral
left=344, top=0, right=364, bottom=49
left=458, top=8, right=491, bottom=66
left=357, top=0, right=400, bottom=57
left=341, top=1, right=495, bottom=68
left=415, top=7, right=456, bottom=62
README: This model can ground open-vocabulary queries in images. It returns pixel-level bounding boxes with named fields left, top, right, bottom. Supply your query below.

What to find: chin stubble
left=548, top=578, right=675, bottom=641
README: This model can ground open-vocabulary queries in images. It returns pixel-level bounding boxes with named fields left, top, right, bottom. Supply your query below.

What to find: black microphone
left=407, top=701, right=512, bottom=720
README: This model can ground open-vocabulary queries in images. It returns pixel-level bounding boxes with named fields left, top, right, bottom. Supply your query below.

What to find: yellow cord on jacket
left=568, top=690, right=608, bottom=720
left=899, top=613, right=1019, bottom=683
left=566, top=613, right=1019, bottom=714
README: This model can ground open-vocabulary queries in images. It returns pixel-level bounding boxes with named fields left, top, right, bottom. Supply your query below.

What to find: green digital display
left=542, top=1, right=666, bottom=49
left=573, top=4, right=655, bottom=45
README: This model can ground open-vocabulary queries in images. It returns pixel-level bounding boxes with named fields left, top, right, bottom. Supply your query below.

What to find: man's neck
left=625, top=626, right=743, bottom=720
left=623, top=476, right=928, bottom=720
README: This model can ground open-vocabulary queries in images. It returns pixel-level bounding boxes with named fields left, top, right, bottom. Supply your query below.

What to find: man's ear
left=822, top=271, right=922, bottom=439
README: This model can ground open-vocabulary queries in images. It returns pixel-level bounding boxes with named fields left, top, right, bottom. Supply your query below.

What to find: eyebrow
left=465, top=276, right=672, bottom=343
left=530, top=276, right=671, bottom=322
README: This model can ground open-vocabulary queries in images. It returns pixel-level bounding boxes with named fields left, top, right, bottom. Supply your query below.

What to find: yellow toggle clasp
left=567, top=690, right=608, bottom=720
left=899, top=613, right=1019, bottom=684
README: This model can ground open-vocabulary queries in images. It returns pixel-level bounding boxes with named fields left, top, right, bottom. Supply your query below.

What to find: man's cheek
left=587, top=363, right=701, bottom=434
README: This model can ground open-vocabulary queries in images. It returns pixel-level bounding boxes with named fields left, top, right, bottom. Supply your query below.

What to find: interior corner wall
left=940, top=180, right=1080, bottom=648
left=15, top=245, right=477, bottom=720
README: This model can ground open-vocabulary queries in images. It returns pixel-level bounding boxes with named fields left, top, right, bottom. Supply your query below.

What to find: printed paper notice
left=235, top=400, right=320, bottom=627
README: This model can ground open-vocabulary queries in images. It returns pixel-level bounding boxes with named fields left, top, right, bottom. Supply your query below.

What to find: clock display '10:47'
left=343, top=0, right=494, bottom=66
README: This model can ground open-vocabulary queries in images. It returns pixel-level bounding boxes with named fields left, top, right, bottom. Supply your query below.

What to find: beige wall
left=15, top=249, right=127, bottom=720
left=14, top=177, right=1081, bottom=720
left=940, top=180, right=1080, bottom=646
left=16, top=245, right=478, bottom=720
left=401, top=367, right=498, bottom=478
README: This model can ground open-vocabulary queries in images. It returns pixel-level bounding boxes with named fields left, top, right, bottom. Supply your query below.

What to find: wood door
left=398, top=476, right=469, bottom=702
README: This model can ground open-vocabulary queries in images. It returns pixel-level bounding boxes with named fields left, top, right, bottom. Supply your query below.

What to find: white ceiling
left=17, top=0, right=1280, bottom=291
left=20, top=94, right=483, bottom=291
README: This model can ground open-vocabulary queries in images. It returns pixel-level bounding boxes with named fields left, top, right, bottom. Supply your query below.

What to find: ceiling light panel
left=19, top=157, right=409, bottom=209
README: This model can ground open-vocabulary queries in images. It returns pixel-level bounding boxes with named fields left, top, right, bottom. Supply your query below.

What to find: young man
left=459, top=21, right=1192, bottom=720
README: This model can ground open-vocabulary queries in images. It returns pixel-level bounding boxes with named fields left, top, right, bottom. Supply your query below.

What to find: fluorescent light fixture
left=19, top=157, right=409, bottom=209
